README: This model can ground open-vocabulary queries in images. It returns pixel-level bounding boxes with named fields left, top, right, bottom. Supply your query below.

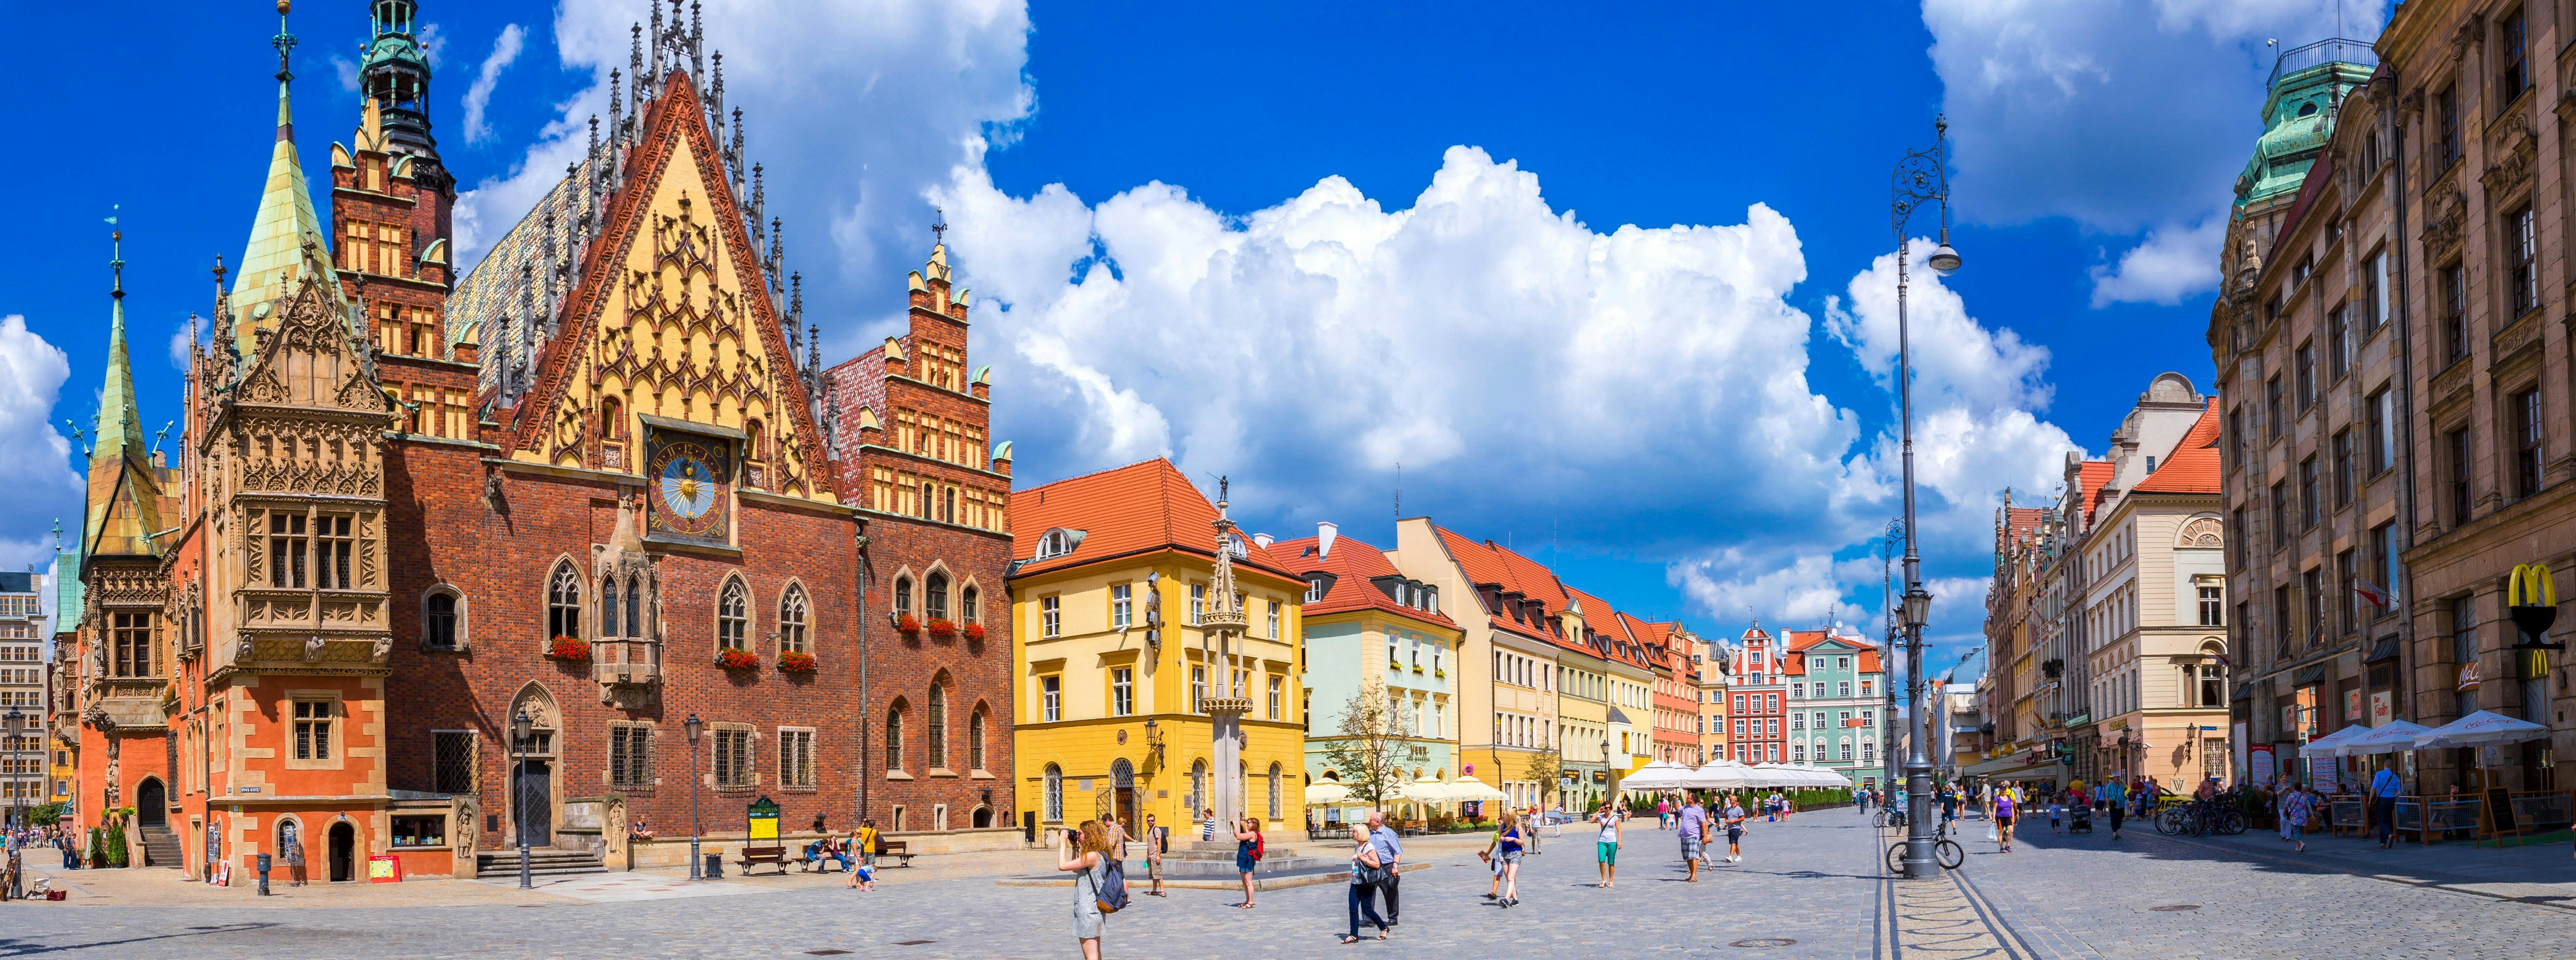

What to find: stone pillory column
left=1200, top=478, right=1254, bottom=825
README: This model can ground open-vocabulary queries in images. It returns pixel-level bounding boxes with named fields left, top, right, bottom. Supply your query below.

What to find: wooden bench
left=795, top=845, right=853, bottom=873
left=874, top=839, right=916, bottom=867
left=735, top=845, right=791, bottom=875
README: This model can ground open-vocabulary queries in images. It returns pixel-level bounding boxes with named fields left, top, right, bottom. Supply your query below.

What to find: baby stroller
left=2068, top=800, right=2095, bottom=834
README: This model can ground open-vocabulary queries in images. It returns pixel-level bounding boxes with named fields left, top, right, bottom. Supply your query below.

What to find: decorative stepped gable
left=495, top=62, right=835, bottom=504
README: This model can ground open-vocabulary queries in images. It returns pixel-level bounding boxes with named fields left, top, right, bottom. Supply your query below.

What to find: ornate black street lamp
left=1889, top=116, right=1962, bottom=880
left=684, top=713, right=704, bottom=880
left=511, top=709, right=533, bottom=889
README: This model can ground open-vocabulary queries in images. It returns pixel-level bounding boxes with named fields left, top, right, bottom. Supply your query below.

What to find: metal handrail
left=2269, top=37, right=2379, bottom=93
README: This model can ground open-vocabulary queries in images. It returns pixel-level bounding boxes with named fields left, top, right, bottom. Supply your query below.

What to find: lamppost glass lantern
left=1902, top=589, right=1932, bottom=631
left=511, top=709, right=533, bottom=889
left=683, top=712, right=704, bottom=881
left=684, top=713, right=703, bottom=743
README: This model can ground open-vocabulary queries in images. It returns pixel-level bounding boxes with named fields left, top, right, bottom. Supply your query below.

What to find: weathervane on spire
left=931, top=206, right=948, bottom=249
left=106, top=206, right=124, bottom=299
left=273, top=0, right=298, bottom=80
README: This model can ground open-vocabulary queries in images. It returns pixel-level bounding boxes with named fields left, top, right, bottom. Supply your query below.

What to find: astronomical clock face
left=646, top=433, right=731, bottom=542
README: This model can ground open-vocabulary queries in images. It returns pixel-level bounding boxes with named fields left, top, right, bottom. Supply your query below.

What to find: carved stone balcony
left=592, top=639, right=663, bottom=709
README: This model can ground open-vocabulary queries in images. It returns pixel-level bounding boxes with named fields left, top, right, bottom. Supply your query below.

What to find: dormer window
left=1035, top=528, right=1081, bottom=560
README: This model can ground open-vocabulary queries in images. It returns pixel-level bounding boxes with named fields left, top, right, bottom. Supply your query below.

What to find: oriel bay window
left=269, top=513, right=309, bottom=587
left=110, top=611, right=155, bottom=678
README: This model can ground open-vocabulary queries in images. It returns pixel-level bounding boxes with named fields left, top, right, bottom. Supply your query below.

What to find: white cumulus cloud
left=1924, top=0, right=2384, bottom=303
left=460, top=24, right=527, bottom=146
left=0, top=315, right=83, bottom=569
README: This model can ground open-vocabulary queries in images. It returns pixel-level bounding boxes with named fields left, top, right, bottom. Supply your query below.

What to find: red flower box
left=895, top=614, right=921, bottom=636
left=715, top=648, right=759, bottom=670
left=926, top=618, right=958, bottom=640
left=778, top=651, right=818, bottom=673
left=547, top=636, right=591, bottom=662
left=963, top=623, right=987, bottom=643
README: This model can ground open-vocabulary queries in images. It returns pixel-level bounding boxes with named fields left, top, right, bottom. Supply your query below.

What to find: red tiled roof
left=1009, top=458, right=1300, bottom=582
left=1431, top=525, right=1582, bottom=651
left=1265, top=534, right=1458, bottom=630
left=2132, top=400, right=2223, bottom=495
left=2075, top=460, right=2114, bottom=525
left=1568, top=586, right=1650, bottom=669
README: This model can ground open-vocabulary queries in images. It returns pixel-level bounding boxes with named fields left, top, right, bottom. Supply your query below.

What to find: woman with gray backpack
left=1342, top=825, right=1390, bottom=943
left=1061, top=820, right=1125, bottom=960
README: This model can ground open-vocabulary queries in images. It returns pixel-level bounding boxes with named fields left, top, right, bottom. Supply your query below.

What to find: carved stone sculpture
left=372, top=635, right=393, bottom=664
left=304, top=635, right=325, bottom=661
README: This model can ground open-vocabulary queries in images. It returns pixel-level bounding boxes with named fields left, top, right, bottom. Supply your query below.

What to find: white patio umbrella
left=2413, top=710, right=2551, bottom=749
left=1746, top=763, right=1806, bottom=788
left=2299, top=723, right=2376, bottom=758
left=1304, top=780, right=1352, bottom=806
left=2343, top=720, right=2435, bottom=756
left=1444, top=775, right=1509, bottom=803
left=1618, top=761, right=1691, bottom=792
left=1683, top=760, right=1759, bottom=791
left=1390, top=773, right=1452, bottom=803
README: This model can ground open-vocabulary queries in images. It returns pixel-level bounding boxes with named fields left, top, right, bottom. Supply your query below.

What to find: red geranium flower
left=896, top=614, right=922, bottom=635
left=548, top=636, right=591, bottom=661
left=715, top=648, right=759, bottom=670
left=926, top=618, right=958, bottom=640
left=963, top=623, right=987, bottom=643
left=778, top=651, right=818, bottom=673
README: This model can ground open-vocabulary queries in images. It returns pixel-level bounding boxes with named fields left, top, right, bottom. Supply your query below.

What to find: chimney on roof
left=1252, top=532, right=1274, bottom=549
left=1317, top=522, right=1338, bottom=559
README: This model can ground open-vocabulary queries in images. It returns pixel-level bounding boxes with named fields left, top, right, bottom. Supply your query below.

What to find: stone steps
left=477, top=848, right=607, bottom=877
left=138, top=826, right=182, bottom=868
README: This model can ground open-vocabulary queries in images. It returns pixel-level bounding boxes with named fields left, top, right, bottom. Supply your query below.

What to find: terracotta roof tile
left=2132, top=400, right=2224, bottom=495
left=1265, top=534, right=1459, bottom=630
left=1010, top=458, right=1300, bottom=582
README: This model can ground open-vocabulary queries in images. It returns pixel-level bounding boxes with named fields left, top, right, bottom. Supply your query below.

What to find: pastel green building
left=1269, top=526, right=1462, bottom=829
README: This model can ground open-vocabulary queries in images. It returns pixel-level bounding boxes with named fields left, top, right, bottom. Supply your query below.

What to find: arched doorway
left=508, top=683, right=561, bottom=849
left=1109, top=758, right=1137, bottom=828
left=327, top=821, right=357, bottom=882
left=972, top=805, right=994, bottom=828
left=135, top=778, right=167, bottom=828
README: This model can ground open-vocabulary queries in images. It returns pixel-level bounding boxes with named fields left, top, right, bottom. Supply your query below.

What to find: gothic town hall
left=58, top=0, right=1016, bottom=879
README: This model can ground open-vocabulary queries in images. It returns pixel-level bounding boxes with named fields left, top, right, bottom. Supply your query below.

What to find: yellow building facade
left=1008, top=460, right=1307, bottom=834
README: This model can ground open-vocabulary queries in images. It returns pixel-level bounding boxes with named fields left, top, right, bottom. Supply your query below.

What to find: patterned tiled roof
left=447, top=156, right=602, bottom=397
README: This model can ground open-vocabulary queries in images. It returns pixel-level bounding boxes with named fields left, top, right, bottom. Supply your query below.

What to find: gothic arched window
left=928, top=683, right=949, bottom=770
left=601, top=578, right=620, bottom=638
left=717, top=578, right=749, bottom=651
left=886, top=700, right=908, bottom=772
left=969, top=704, right=988, bottom=771
left=893, top=575, right=914, bottom=616
left=927, top=572, right=950, bottom=622
left=961, top=585, right=980, bottom=625
left=546, top=563, right=582, bottom=640
left=779, top=585, right=809, bottom=654
left=423, top=590, right=460, bottom=650
left=625, top=575, right=641, bottom=637
left=1043, top=763, right=1064, bottom=822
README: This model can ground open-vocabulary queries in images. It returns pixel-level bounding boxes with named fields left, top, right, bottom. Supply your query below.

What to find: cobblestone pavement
left=7, top=809, right=2575, bottom=958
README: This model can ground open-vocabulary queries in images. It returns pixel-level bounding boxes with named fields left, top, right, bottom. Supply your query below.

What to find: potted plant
left=963, top=622, right=987, bottom=642
left=778, top=650, right=818, bottom=673
left=926, top=618, right=958, bottom=640
left=715, top=647, right=759, bottom=670
left=894, top=614, right=922, bottom=637
left=548, top=636, right=591, bottom=662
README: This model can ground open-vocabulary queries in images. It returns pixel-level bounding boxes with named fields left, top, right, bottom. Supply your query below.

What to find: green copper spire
left=231, top=0, right=333, bottom=352
left=97, top=215, right=147, bottom=470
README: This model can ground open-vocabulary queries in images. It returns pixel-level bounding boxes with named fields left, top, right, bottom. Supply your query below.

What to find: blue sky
left=0, top=1, right=2390, bottom=679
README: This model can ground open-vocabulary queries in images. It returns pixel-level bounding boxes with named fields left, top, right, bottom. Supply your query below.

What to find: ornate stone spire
left=1204, top=476, right=1249, bottom=629
left=230, top=0, right=333, bottom=354
left=97, top=220, right=148, bottom=470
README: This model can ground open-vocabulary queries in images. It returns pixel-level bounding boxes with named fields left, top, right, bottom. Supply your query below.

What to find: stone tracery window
left=927, top=571, right=950, bottom=622
left=546, top=563, right=583, bottom=640
left=779, top=585, right=809, bottom=654
left=718, top=578, right=750, bottom=651
left=928, top=682, right=949, bottom=770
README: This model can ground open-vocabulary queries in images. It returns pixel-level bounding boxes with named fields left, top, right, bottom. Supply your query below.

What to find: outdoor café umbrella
left=1304, top=779, right=1353, bottom=806
left=2412, top=710, right=2550, bottom=749
left=1684, top=760, right=1759, bottom=791
left=2343, top=720, right=2435, bottom=755
left=1444, top=775, right=1509, bottom=803
left=2300, top=722, right=2377, bottom=758
left=1390, top=773, right=1452, bottom=803
left=1618, top=761, right=1691, bottom=792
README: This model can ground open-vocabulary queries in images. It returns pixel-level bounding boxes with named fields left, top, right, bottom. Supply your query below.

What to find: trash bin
left=704, top=853, right=723, bottom=879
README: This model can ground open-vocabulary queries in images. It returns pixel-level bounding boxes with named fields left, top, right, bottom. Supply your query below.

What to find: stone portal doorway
left=327, top=822, right=356, bottom=882
left=1110, top=758, right=1137, bottom=828
left=515, top=760, right=553, bottom=846
left=135, top=778, right=166, bottom=828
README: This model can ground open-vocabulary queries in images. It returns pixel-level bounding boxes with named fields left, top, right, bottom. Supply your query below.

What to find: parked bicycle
left=1885, top=836, right=1965, bottom=873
